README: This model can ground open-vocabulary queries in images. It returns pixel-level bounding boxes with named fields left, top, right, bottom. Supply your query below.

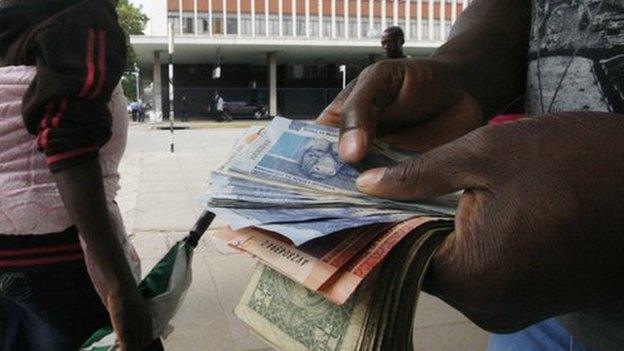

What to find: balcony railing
left=167, top=0, right=469, bottom=42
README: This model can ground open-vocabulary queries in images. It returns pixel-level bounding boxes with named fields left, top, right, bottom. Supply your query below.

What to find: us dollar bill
left=235, top=264, right=373, bottom=351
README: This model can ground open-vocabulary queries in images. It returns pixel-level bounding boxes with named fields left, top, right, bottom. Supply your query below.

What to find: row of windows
left=170, top=15, right=451, bottom=40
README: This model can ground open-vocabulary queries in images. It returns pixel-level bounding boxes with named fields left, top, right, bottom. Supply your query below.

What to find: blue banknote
left=230, top=117, right=410, bottom=195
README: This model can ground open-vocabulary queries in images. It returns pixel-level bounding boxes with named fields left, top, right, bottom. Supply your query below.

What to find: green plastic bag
left=80, top=211, right=214, bottom=351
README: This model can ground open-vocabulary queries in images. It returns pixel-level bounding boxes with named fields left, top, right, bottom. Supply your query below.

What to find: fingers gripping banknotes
left=208, top=117, right=457, bottom=246
left=230, top=117, right=412, bottom=195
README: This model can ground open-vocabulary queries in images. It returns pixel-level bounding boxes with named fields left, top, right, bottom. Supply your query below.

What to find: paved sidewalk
left=117, top=125, right=490, bottom=350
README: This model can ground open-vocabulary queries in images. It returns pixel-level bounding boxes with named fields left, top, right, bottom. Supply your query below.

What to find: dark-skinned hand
left=107, top=288, right=153, bottom=351
left=356, top=113, right=624, bottom=332
left=317, top=58, right=483, bottom=158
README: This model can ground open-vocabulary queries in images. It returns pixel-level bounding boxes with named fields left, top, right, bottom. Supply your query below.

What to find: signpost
left=168, top=22, right=175, bottom=153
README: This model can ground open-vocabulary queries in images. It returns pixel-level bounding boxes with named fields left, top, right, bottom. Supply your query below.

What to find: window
left=297, top=17, right=306, bottom=36
left=323, top=21, right=332, bottom=37
left=310, top=18, right=319, bottom=37
left=269, top=18, right=279, bottom=35
left=283, top=18, right=292, bottom=36
left=241, top=18, right=252, bottom=35
left=361, top=19, right=369, bottom=37
left=410, top=22, right=419, bottom=38
left=184, top=18, right=193, bottom=34
left=227, top=18, right=238, bottom=35
left=336, top=21, right=345, bottom=38
left=349, top=22, right=357, bottom=37
left=202, top=18, right=209, bottom=33
left=255, top=18, right=266, bottom=36
left=421, top=20, right=429, bottom=40
left=213, top=18, right=223, bottom=34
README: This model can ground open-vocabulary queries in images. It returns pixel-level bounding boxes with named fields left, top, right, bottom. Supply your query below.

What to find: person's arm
left=54, top=160, right=151, bottom=350
left=19, top=1, right=152, bottom=349
left=356, top=113, right=624, bottom=332
left=433, top=0, right=532, bottom=119
left=317, top=0, right=531, bottom=162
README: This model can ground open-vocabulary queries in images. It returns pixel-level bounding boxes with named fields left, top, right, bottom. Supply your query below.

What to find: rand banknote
left=219, top=117, right=457, bottom=215
left=229, top=117, right=412, bottom=195
left=209, top=206, right=407, bottom=231
left=253, top=212, right=418, bottom=246
left=319, top=218, right=451, bottom=305
left=216, top=224, right=386, bottom=291
left=217, top=216, right=448, bottom=305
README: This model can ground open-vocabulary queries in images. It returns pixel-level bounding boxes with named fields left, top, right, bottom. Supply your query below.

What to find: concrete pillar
left=152, top=51, right=163, bottom=123
left=267, top=52, right=277, bottom=116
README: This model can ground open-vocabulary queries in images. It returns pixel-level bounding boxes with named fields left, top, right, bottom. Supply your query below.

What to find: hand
left=317, top=58, right=482, bottom=162
left=356, top=113, right=624, bottom=332
left=107, top=289, right=153, bottom=351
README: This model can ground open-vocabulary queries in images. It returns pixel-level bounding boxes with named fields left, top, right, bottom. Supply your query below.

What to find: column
left=194, top=0, right=198, bottom=34
left=344, top=0, right=349, bottom=38
left=417, top=0, right=422, bottom=39
left=331, top=0, right=336, bottom=38
left=267, top=52, right=278, bottom=116
left=252, top=0, right=256, bottom=36
left=319, top=0, right=323, bottom=37
left=451, top=0, right=457, bottom=24
left=428, top=0, right=434, bottom=40
left=356, top=0, right=361, bottom=38
left=305, top=0, right=310, bottom=37
left=292, top=0, right=297, bottom=37
left=393, top=0, right=398, bottom=26
left=223, top=0, right=228, bottom=35
left=279, top=0, right=283, bottom=36
left=237, top=0, right=241, bottom=36
left=440, top=0, right=445, bottom=39
left=265, top=0, right=270, bottom=36
left=369, top=0, right=374, bottom=32
left=381, top=0, right=386, bottom=30
left=153, top=51, right=163, bottom=122
left=405, top=0, right=411, bottom=39
left=209, top=0, right=213, bottom=35
left=178, top=0, right=183, bottom=34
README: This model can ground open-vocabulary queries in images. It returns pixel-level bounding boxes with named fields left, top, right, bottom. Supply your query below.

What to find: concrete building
left=131, top=0, right=468, bottom=119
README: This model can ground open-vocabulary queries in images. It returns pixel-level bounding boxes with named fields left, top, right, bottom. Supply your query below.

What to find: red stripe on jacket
left=45, top=146, right=98, bottom=165
left=78, top=28, right=96, bottom=98
left=0, top=243, right=82, bottom=257
left=89, top=30, right=107, bottom=99
left=0, top=254, right=85, bottom=268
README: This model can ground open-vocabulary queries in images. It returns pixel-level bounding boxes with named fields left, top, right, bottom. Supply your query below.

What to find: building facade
left=131, top=0, right=468, bottom=119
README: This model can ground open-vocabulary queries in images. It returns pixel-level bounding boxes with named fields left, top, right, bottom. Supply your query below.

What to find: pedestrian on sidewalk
left=0, top=1, right=159, bottom=350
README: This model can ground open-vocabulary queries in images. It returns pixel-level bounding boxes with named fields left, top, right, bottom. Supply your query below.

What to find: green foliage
left=117, top=0, right=148, bottom=100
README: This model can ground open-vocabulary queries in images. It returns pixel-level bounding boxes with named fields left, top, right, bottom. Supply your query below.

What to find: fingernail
left=339, top=130, right=361, bottom=160
left=357, top=168, right=386, bottom=189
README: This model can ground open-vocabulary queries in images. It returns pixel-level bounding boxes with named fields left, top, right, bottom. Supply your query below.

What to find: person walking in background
left=0, top=1, right=157, bottom=350
left=214, top=92, right=227, bottom=122
left=130, top=100, right=141, bottom=122
left=137, top=101, right=146, bottom=123
left=381, top=26, right=406, bottom=59
left=179, top=94, right=189, bottom=122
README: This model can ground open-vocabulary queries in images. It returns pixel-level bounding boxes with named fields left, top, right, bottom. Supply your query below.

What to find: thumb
left=338, top=62, right=406, bottom=163
left=356, top=135, right=490, bottom=200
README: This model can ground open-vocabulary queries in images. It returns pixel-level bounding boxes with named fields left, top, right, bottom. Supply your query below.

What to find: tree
left=117, top=0, right=148, bottom=100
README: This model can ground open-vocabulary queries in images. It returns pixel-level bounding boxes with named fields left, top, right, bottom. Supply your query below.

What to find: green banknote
left=235, top=265, right=372, bottom=351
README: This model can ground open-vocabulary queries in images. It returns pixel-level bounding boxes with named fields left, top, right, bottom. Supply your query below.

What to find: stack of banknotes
left=208, top=117, right=457, bottom=350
